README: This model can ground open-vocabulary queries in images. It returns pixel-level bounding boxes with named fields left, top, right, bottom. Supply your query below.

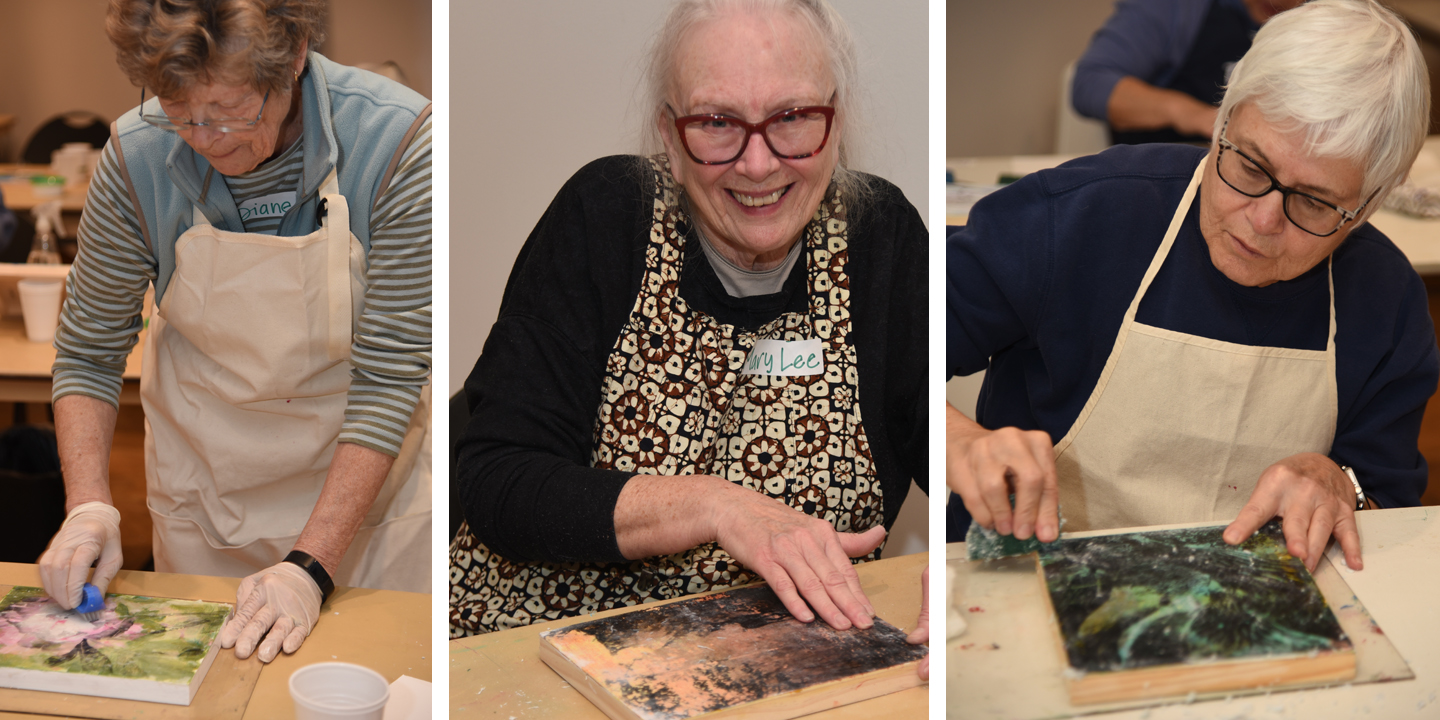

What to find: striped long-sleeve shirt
left=52, top=116, right=432, bottom=457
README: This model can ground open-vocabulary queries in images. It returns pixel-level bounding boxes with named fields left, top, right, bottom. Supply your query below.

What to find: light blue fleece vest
left=112, top=52, right=430, bottom=302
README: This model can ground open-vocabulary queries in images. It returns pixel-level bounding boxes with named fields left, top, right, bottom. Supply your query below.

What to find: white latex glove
left=218, top=562, right=322, bottom=663
left=38, top=502, right=123, bottom=609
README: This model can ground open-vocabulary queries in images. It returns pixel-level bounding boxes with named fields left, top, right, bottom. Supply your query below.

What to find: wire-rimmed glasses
left=1215, top=118, right=1375, bottom=237
left=139, top=87, right=269, bottom=133
left=671, top=106, right=835, bottom=165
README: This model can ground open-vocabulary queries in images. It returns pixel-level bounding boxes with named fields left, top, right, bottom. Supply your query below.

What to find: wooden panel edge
left=1067, top=649, right=1357, bottom=705
left=535, top=635, right=640, bottom=720
left=537, top=635, right=922, bottom=720
left=703, top=661, right=924, bottom=720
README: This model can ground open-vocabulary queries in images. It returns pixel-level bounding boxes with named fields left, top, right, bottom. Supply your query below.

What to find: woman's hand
left=1223, top=452, right=1363, bottom=572
left=615, top=474, right=884, bottom=630
left=946, top=403, right=1059, bottom=542
left=906, top=565, right=929, bottom=680
left=710, top=483, right=885, bottom=631
left=218, top=562, right=322, bottom=663
left=38, top=502, right=123, bottom=609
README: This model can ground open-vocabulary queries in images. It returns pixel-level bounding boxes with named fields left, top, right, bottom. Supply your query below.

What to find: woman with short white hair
left=948, top=0, right=1435, bottom=571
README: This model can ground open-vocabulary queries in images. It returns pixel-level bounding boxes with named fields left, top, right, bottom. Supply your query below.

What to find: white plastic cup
left=289, top=662, right=390, bottom=720
left=16, top=279, right=63, bottom=343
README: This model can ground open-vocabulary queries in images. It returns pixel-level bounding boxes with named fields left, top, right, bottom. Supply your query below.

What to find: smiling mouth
left=729, top=185, right=790, bottom=208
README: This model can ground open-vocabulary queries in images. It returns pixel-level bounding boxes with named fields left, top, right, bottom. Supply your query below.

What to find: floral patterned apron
left=450, top=157, right=881, bottom=636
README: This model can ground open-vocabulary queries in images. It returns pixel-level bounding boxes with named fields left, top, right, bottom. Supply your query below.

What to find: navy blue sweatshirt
left=947, top=144, right=1437, bottom=540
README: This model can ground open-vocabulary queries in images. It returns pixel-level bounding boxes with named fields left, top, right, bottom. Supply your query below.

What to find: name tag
left=742, top=338, right=823, bottom=376
left=238, top=191, right=297, bottom=222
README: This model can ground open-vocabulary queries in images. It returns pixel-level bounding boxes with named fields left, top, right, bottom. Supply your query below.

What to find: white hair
left=640, top=0, right=873, bottom=206
left=1216, top=0, right=1430, bottom=208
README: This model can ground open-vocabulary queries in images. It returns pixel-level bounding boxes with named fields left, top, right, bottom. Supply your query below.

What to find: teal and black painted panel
left=1038, top=520, right=1350, bottom=674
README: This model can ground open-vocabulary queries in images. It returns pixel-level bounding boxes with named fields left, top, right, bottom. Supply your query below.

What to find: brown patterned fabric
left=450, top=156, right=881, bottom=637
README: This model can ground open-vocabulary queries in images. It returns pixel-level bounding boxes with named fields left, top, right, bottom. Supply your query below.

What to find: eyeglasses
left=139, top=87, right=268, bottom=133
left=1215, top=118, right=1375, bottom=237
left=671, top=105, right=835, bottom=165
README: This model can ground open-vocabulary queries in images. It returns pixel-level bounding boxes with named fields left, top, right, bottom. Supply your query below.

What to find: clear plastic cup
left=288, top=662, right=390, bottom=720
left=16, top=279, right=64, bottom=343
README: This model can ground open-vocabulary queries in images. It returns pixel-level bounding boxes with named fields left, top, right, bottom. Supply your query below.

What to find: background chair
left=0, top=424, right=66, bottom=563
left=21, top=111, right=108, bottom=165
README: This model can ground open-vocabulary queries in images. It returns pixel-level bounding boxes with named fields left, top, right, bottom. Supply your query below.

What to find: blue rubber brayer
left=75, top=583, right=104, bottom=615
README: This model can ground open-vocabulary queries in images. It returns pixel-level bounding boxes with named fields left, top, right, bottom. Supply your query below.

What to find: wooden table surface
left=0, top=165, right=88, bottom=214
left=0, top=316, right=141, bottom=404
left=449, top=551, right=929, bottom=719
left=948, top=506, right=1440, bottom=719
left=0, top=562, right=430, bottom=720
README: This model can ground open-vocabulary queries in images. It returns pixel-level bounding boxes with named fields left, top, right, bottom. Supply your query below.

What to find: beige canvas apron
left=141, top=170, right=431, bottom=592
left=1053, top=157, right=1337, bottom=531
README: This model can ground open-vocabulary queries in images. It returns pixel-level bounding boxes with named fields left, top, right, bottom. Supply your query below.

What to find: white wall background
left=449, top=0, right=930, bottom=556
left=947, top=0, right=1115, bottom=157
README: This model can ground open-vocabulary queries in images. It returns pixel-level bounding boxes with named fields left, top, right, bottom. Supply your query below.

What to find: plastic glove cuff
left=67, top=501, right=120, bottom=526
left=282, top=550, right=334, bottom=604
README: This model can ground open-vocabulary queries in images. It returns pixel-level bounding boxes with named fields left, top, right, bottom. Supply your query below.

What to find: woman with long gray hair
left=450, top=0, right=928, bottom=669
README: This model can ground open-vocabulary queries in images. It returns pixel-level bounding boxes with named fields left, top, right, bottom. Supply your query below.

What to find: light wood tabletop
left=0, top=562, right=430, bottom=720
left=0, top=165, right=88, bottom=214
left=449, top=550, right=929, bottom=719
left=0, top=316, right=141, bottom=404
left=949, top=506, right=1440, bottom=719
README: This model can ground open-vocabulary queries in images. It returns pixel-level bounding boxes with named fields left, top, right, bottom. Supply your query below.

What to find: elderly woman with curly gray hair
left=450, top=0, right=929, bottom=676
left=37, top=0, right=431, bottom=664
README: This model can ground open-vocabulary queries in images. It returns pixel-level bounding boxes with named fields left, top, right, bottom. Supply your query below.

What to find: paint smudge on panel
left=1038, top=521, right=1351, bottom=674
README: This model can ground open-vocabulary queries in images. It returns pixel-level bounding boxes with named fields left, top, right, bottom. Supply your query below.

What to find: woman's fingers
left=806, top=534, right=873, bottom=628
left=255, top=615, right=295, bottom=663
left=781, top=550, right=855, bottom=629
left=754, top=556, right=814, bottom=623
left=832, top=526, right=883, bottom=616
left=231, top=605, right=278, bottom=660
left=963, top=427, right=1058, bottom=538
left=910, top=566, right=929, bottom=680
left=715, top=494, right=884, bottom=629
left=218, top=576, right=263, bottom=650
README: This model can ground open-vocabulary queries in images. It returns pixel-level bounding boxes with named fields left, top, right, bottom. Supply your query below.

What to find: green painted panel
left=1038, top=520, right=1350, bottom=673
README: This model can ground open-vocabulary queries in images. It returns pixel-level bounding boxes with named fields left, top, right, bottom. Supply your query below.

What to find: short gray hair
left=1216, top=0, right=1430, bottom=208
left=641, top=0, right=873, bottom=207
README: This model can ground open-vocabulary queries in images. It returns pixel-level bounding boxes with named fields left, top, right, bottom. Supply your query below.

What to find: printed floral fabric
left=450, top=156, right=881, bottom=637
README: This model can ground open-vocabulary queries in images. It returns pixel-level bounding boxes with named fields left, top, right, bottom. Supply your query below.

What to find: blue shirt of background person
left=1072, top=0, right=1301, bottom=145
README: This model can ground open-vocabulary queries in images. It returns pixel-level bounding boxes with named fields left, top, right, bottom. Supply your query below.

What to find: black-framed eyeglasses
left=671, top=105, right=835, bottom=165
left=138, top=87, right=268, bottom=133
left=1215, top=118, right=1376, bottom=237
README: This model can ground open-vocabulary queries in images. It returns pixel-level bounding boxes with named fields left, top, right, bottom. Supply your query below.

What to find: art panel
left=0, top=586, right=230, bottom=705
left=540, top=584, right=927, bottom=720
left=1036, top=520, right=1355, bottom=703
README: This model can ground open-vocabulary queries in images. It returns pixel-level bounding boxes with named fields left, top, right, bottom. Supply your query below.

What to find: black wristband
left=283, top=550, right=335, bottom=603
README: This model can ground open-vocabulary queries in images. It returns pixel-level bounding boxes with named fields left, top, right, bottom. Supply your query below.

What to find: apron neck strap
left=1123, top=155, right=1208, bottom=326
left=318, top=168, right=340, bottom=200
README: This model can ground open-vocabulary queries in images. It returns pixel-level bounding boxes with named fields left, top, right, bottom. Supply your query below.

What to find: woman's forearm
left=292, top=442, right=396, bottom=577
left=613, top=474, right=733, bottom=560
left=53, top=394, right=119, bottom=512
left=1107, top=76, right=1218, bottom=137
